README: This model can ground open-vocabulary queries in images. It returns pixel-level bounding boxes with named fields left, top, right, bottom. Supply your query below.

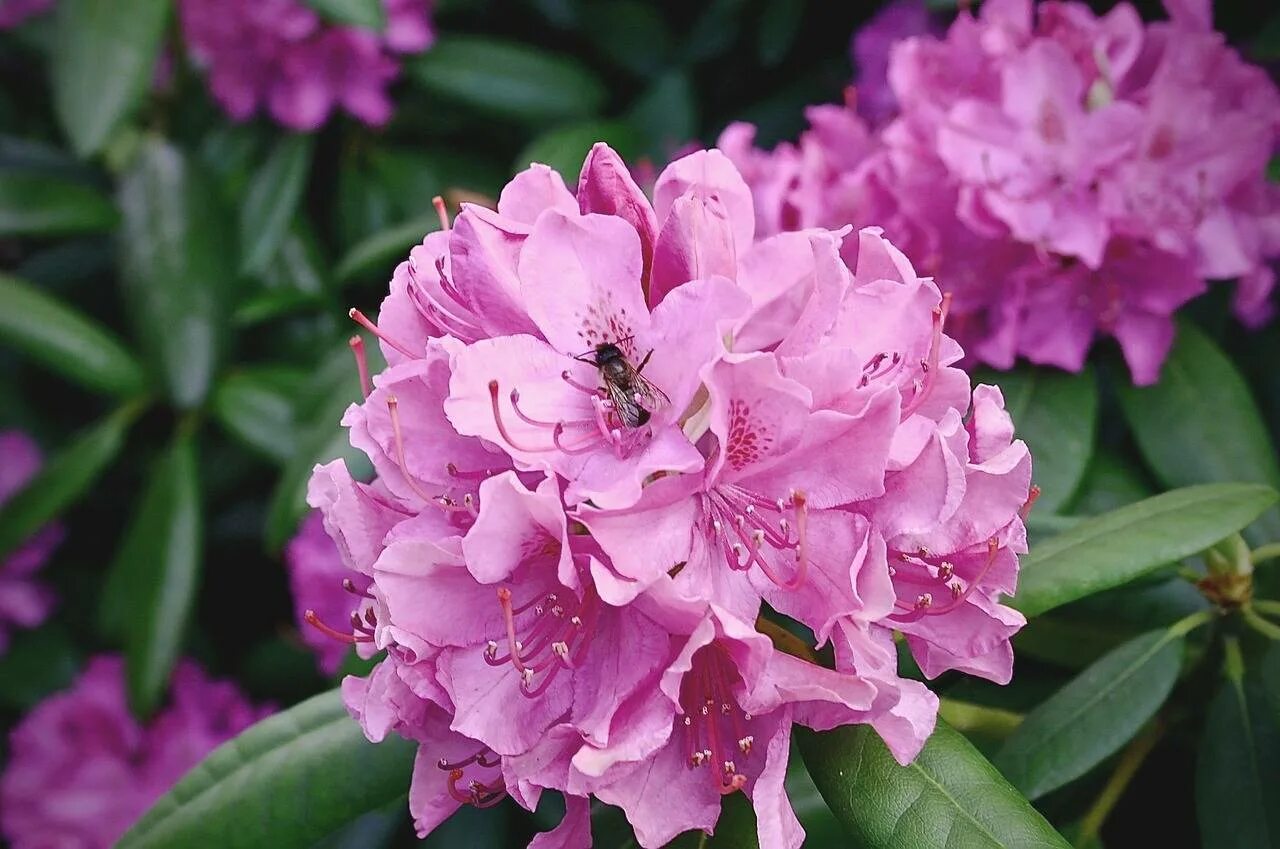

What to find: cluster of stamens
left=435, top=746, right=506, bottom=823
left=486, top=374, right=651, bottom=461
left=485, top=582, right=600, bottom=697
left=303, top=578, right=378, bottom=645
left=700, top=483, right=810, bottom=591
left=680, top=646, right=752, bottom=795
left=888, top=537, right=1000, bottom=622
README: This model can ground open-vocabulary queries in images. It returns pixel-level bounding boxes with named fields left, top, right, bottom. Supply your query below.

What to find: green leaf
left=302, top=0, right=386, bottom=30
left=0, top=624, right=81, bottom=711
left=100, top=432, right=202, bottom=717
left=239, top=136, right=314, bottom=276
left=994, top=629, right=1183, bottom=799
left=0, top=273, right=147, bottom=397
left=756, top=0, right=805, bottom=66
left=51, top=0, right=170, bottom=157
left=334, top=213, right=439, bottom=284
left=580, top=0, right=670, bottom=77
left=0, top=404, right=138, bottom=558
left=627, top=72, right=697, bottom=161
left=977, top=365, right=1097, bottom=515
left=408, top=37, right=607, bottom=124
left=515, top=120, right=644, bottom=184
left=1067, top=448, right=1153, bottom=516
left=0, top=171, right=117, bottom=236
left=1117, top=322, right=1280, bottom=542
left=117, top=689, right=416, bottom=849
left=1013, top=483, right=1279, bottom=618
left=1196, top=657, right=1280, bottom=848
left=118, top=138, right=236, bottom=409
left=799, top=721, right=1072, bottom=849
left=212, top=367, right=305, bottom=464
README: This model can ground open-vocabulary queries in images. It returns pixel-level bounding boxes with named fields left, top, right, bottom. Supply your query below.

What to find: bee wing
left=602, top=378, right=648, bottom=428
left=632, top=373, right=670, bottom=413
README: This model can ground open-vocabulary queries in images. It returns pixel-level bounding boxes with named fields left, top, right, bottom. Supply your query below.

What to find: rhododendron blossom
left=0, top=656, right=270, bottom=849
left=720, top=0, right=1280, bottom=384
left=0, top=431, right=62, bottom=655
left=178, top=0, right=434, bottom=130
left=308, top=142, right=1034, bottom=848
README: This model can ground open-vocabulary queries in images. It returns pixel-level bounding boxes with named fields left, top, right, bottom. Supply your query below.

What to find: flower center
left=699, top=483, right=810, bottom=591
left=436, top=746, right=506, bottom=824
left=485, top=582, right=600, bottom=697
left=679, top=646, right=752, bottom=795
left=486, top=376, right=653, bottom=460
left=888, top=537, right=999, bottom=622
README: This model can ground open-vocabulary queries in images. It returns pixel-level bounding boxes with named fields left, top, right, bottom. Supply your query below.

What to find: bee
left=574, top=341, right=669, bottom=428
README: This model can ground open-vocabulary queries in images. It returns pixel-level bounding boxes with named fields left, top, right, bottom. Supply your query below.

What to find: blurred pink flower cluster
left=0, top=0, right=52, bottom=29
left=0, top=656, right=271, bottom=849
left=0, top=431, right=61, bottom=656
left=721, top=0, right=1280, bottom=384
left=303, top=143, right=1033, bottom=847
left=178, top=0, right=434, bottom=130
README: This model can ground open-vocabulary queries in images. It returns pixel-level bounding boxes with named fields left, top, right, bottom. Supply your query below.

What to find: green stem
left=1241, top=605, right=1280, bottom=640
left=1074, top=719, right=1165, bottom=847
left=1252, top=543, right=1280, bottom=567
left=1253, top=599, right=1280, bottom=617
left=938, top=699, right=1023, bottom=739
left=1167, top=608, right=1215, bottom=638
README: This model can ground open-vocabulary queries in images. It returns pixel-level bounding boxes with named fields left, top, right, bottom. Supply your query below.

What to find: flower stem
left=1251, top=543, right=1280, bottom=567
left=1167, top=608, right=1215, bottom=638
left=1241, top=605, right=1280, bottom=640
left=1253, top=599, right=1280, bottom=617
left=1074, top=718, right=1165, bottom=847
left=938, top=699, right=1022, bottom=739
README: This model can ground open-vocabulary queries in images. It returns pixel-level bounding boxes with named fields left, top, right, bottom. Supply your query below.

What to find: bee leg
left=636, top=349, right=655, bottom=373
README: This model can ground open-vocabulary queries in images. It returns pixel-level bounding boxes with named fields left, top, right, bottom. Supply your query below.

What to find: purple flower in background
left=286, top=510, right=372, bottom=674
left=0, top=431, right=61, bottom=656
left=0, top=0, right=53, bottom=29
left=851, top=0, right=939, bottom=125
left=178, top=0, right=435, bottom=131
left=0, top=656, right=271, bottom=849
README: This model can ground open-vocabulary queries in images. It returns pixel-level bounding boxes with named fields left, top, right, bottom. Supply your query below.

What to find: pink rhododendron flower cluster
left=0, top=431, right=61, bottom=655
left=308, top=143, right=1033, bottom=847
left=178, top=0, right=434, bottom=131
left=0, top=0, right=52, bottom=28
left=0, top=655, right=271, bottom=849
left=721, top=0, right=1280, bottom=385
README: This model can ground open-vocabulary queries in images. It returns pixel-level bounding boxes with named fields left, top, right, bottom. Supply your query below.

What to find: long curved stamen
left=1019, top=485, right=1041, bottom=520
left=561, top=370, right=600, bottom=395
left=901, top=293, right=952, bottom=419
left=386, top=396, right=437, bottom=503
left=303, top=609, right=371, bottom=644
left=496, top=587, right=532, bottom=675
left=890, top=538, right=1001, bottom=621
left=433, top=195, right=450, bottom=230
left=342, top=578, right=373, bottom=599
left=348, top=308, right=417, bottom=359
left=488, top=381, right=556, bottom=453
left=349, top=336, right=372, bottom=398
left=553, top=422, right=598, bottom=455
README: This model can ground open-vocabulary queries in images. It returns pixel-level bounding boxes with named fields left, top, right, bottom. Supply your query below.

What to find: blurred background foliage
left=1, top=0, right=1279, bottom=847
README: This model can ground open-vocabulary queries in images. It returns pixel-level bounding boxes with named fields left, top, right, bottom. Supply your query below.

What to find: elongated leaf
left=1013, top=483, right=1279, bottom=618
left=118, top=138, right=236, bottom=409
left=1196, top=662, right=1280, bottom=848
left=799, top=722, right=1071, bottom=849
left=118, top=689, right=415, bottom=849
left=212, top=367, right=305, bottom=464
left=303, top=0, right=385, bottom=29
left=408, top=37, right=606, bottom=124
left=0, top=405, right=138, bottom=558
left=51, top=0, right=170, bottom=157
left=1118, top=322, right=1280, bottom=542
left=994, top=629, right=1183, bottom=798
left=977, top=366, right=1097, bottom=514
left=0, top=172, right=117, bottom=236
left=239, top=136, right=314, bottom=275
left=334, top=214, right=438, bottom=284
left=99, top=433, right=202, bottom=717
left=0, top=273, right=146, bottom=397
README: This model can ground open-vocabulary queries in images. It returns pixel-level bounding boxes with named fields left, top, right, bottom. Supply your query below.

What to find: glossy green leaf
left=1067, top=448, right=1153, bottom=516
left=239, top=135, right=314, bottom=275
left=1117, top=322, right=1280, bottom=542
left=994, top=629, right=1183, bottom=799
left=302, top=0, right=385, bottom=29
left=799, top=721, right=1071, bottom=849
left=0, top=405, right=138, bottom=558
left=334, top=213, right=439, bottom=284
left=212, top=367, right=306, bottom=464
left=977, top=365, right=1097, bottom=514
left=99, top=432, right=202, bottom=717
left=0, top=273, right=147, bottom=397
left=1196, top=658, right=1280, bottom=848
left=51, top=0, right=170, bottom=156
left=627, top=72, right=697, bottom=161
left=408, top=37, right=606, bottom=124
left=0, top=172, right=117, bottom=236
left=117, top=689, right=416, bottom=849
left=515, top=120, right=643, bottom=183
left=118, top=138, right=236, bottom=409
left=1013, top=483, right=1279, bottom=618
